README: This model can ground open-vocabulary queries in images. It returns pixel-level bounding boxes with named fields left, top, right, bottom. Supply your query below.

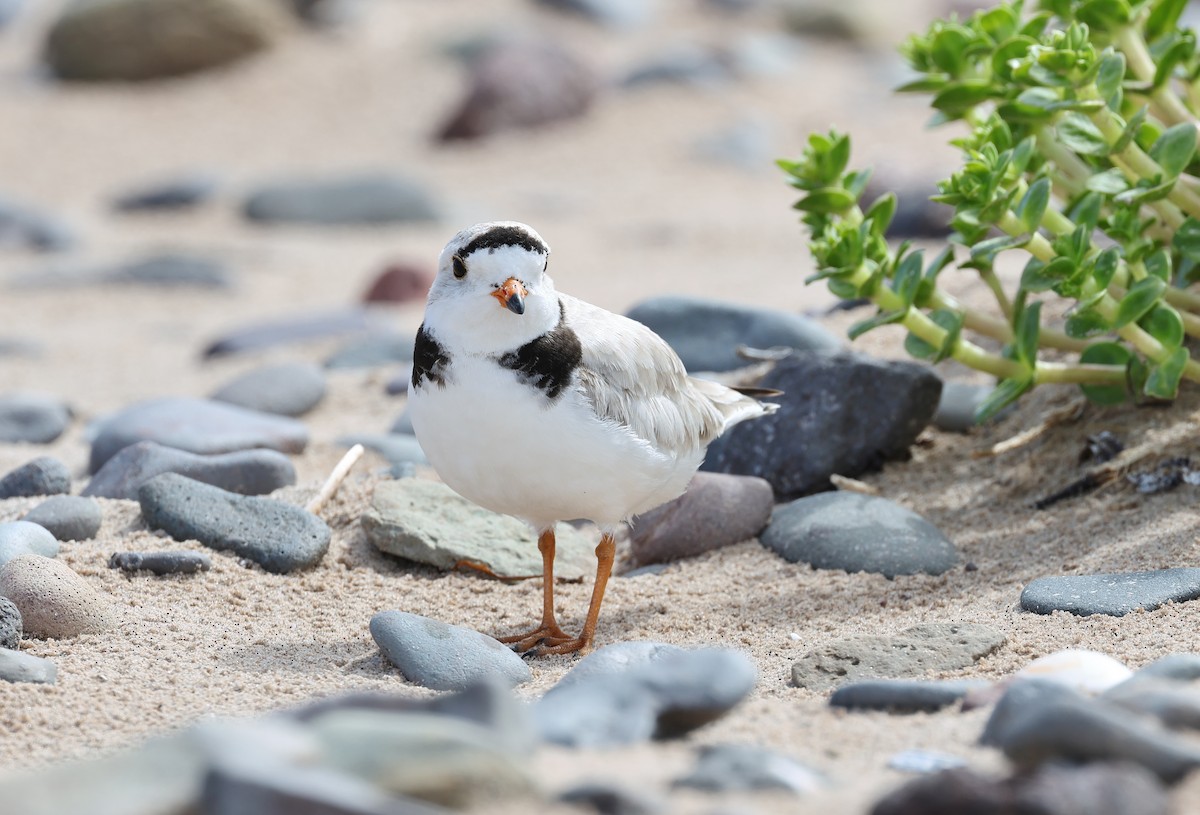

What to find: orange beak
left=491, top=277, right=528, bottom=315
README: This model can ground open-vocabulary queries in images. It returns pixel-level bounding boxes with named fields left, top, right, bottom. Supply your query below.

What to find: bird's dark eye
left=452, top=255, right=468, bottom=279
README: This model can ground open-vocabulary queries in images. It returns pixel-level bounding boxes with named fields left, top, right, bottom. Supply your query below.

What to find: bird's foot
left=496, top=623, right=571, bottom=653
left=527, top=636, right=593, bottom=656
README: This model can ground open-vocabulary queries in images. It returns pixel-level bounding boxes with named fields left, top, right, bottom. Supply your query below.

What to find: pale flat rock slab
left=361, top=479, right=596, bottom=579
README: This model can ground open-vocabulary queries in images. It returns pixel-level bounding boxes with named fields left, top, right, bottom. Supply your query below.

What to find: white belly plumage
left=409, top=355, right=702, bottom=530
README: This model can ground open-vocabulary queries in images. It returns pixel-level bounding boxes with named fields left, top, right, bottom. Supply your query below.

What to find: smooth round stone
left=210, top=361, right=327, bottom=417
left=369, top=610, right=531, bottom=691
left=1020, top=569, right=1200, bottom=617
left=111, top=171, right=219, bottom=212
left=672, top=744, right=824, bottom=794
left=44, top=0, right=286, bottom=81
left=1016, top=649, right=1133, bottom=694
left=336, top=433, right=426, bottom=468
left=702, top=352, right=942, bottom=498
left=0, top=554, right=119, bottom=638
left=537, top=644, right=757, bottom=747
left=0, top=194, right=76, bottom=252
left=109, top=551, right=212, bottom=576
left=791, top=623, right=1005, bottom=692
left=324, top=333, right=415, bottom=369
left=762, top=491, right=958, bottom=578
left=203, top=308, right=372, bottom=358
left=99, top=253, right=231, bottom=288
left=629, top=472, right=773, bottom=566
left=89, top=397, right=309, bottom=474
left=0, top=392, right=71, bottom=443
left=0, top=456, right=71, bottom=498
left=932, top=381, right=992, bottom=432
left=1128, top=653, right=1200, bottom=684
left=83, top=441, right=296, bottom=500
left=0, top=595, right=21, bottom=649
left=624, top=296, right=841, bottom=372
left=828, top=679, right=989, bottom=713
left=1105, top=678, right=1200, bottom=730
left=0, top=521, right=60, bottom=568
left=0, top=648, right=56, bottom=684
left=242, top=174, right=438, bottom=225
left=138, top=473, right=330, bottom=574
left=22, top=496, right=102, bottom=541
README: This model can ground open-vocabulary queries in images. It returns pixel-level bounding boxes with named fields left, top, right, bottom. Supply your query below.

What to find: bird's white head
left=423, top=221, right=560, bottom=354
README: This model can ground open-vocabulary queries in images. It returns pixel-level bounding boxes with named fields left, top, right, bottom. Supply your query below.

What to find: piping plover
left=409, top=221, right=777, bottom=655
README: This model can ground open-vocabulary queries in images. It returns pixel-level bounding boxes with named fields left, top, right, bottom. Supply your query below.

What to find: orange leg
left=532, top=532, right=616, bottom=656
left=497, top=528, right=570, bottom=651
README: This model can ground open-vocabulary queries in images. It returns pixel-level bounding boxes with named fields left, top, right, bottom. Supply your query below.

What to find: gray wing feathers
left=564, top=296, right=773, bottom=454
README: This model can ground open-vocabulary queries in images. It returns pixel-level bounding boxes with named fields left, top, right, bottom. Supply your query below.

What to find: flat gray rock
left=361, top=479, right=595, bottom=579
left=112, top=171, right=218, bottom=211
left=791, top=622, right=1004, bottom=691
left=0, top=392, right=71, bottom=443
left=673, top=744, right=823, bottom=794
left=84, top=440, right=296, bottom=500
left=325, top=332, right=415, bottom=369
left=22, top=496, right=102, bottom=541
left=243, top=173, right=439, bottom=225
left=109, top=551, right=211, bottom=576
left=369, top=610, right=531, bottom=691
left=0, top=521, right=60, bottom=568
left=210, top=361, right=327, bottom=417
left=138, top=474, right=330, bottom=574
left=89, top=397, right=308, bottom=474
left=1127, top=653, right=1200, bottom=684
left=1021, top=569, right=1200, bottom=617
left=829, top=679, right=988, bottom=712
left=629, top=472, right=773, bottom=566
left=0, top=456, right=71, bottom=498
left=624, top=296, right=840, bottom=372
left=1105, top=679, right=1200, bottom=730
left=203, top=308, right=372, bottom=358
left=0, top=596, right=21, bottom=649
left=762, top=491, right=958, bottom=577
left=537, top=643, right=757, bottom=747
left=337, top=433, right=427, bottom=468
left=0, top=647, right=56, bottom=684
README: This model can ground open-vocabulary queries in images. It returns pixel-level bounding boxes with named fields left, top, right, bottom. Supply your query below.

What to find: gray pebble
left=0, top=193, right=76, bottom=252
left=22, top=496, right=102, bottom=541
left=84, top=440, right=296, bottom=500
left=337, top=433, right=427, bottom=468
left=537, top=643, right=756, bottom=747
left=673, top=744, right=823, bottom=794
left=0, top=456, right=71, bottom=498
left=1128, top=653, right=1200, bottom=684
left=325, top=333, right=415, bottom=369
left=100, top=252, right=231, bottom=288
left=0, top=521, right=60, bottom=568
left=629, top=472, right=773, bottom=566
left=534, top=0, right=653, bottom=28
left=886, top=749, right=967, bottom=774
left=211, top=361, right=327, bottom=417
left=1021, top=569, right=1200, bottom=617
left=932, top=381, right=993, bottom=432
left=624, top=296, right=840, bottom=373
left=0, top=596, right=21, bottom=649
left=138, top=473, right=330, bottom=574
left=829, top=679, right=989, bottom=713
left=762, top=492, right=958, bottom=578
left=111, top=171, right=219, bottom=212
left=0, top=647, right=56, bottom=684
left=89, top=397, right=308, bottom=474
left=0, top=392, right=71, bottom=443
left=702, top=352, right=942, bottom=498
left=109, top=551, right=212, bottom=576
left=203, top=308, right=372, bottom=358
left=559, top=782, right=663, bottom=815
left=369, top=610, right=531, bottom=691
left=243, top=173, right=438, bottom=225
left=792, top=623, right=1004, bottom=692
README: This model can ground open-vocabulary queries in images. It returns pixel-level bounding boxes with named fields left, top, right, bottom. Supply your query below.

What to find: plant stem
left=1115, top=25, right=1198, bottom=126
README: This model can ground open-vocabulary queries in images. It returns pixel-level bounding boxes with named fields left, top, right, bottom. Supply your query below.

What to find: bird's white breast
left=409, top=354, right=702, bottom=530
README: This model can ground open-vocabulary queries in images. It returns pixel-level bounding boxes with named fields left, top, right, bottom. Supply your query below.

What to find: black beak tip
left=506, top=296, right=526, bottom=315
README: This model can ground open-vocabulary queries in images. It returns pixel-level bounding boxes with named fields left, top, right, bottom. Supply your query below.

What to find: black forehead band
left=461, top=225, right=548, bottom=258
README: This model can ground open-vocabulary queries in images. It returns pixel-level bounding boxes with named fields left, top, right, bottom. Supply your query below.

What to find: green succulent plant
left=782, top=0, right=1200, bottom=420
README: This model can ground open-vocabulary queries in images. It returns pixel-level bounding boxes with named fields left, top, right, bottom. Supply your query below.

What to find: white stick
left=306, top=444, right=365, bottom=516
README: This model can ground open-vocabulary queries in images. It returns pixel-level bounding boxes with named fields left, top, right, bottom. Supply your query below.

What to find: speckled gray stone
left=84, top=440, right=296, bottom=500
left=369, top=610, right=531, bottom=691
left=138, top=473, right=330, bottom=574
left=210, top=361, right=327, bottom=417
left=0, top=596, right=21, bottom=649
left=243, top=174, right=438, bottom=225
left=829, top=679, right=989, bottom=712
left=762, top=492, right=958, bottom=578
left=22, top=496, right=102, bottom=541
left=1021, top=569, right=1200, bottom=617
left=109, top=551, right=211, bottom=576
left=0, top=521, right=60, bottom=568
left=0, top=456, right=71, bottom=498
left=791, top=623, right=1004, bottom=692
left=0, top=392, right=71, bottom=443
left=0, top=554, right=120, bottom=638
left=361, top=479, right=595, bottom=579
left=89, top=397, right=308, bottom=474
